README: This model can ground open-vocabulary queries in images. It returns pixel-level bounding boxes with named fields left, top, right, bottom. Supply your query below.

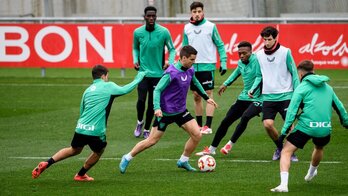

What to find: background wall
left=1, top=0, right=348, bottom=18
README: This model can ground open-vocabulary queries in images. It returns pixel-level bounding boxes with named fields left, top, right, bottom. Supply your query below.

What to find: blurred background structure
left=1, top=0, right=348, bottom=18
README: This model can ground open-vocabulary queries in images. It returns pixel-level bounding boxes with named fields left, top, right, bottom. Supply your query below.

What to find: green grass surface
left=0, top=68, right=347, bottom=195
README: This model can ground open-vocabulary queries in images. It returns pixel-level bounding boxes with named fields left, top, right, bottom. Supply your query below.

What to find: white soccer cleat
left=201, top=126, right=212, bottom=134
left=305, top=169, right=317, bottom=182
left=195, top=146, right=216, bottom=156
left=270, top=185, right=288, bottom=192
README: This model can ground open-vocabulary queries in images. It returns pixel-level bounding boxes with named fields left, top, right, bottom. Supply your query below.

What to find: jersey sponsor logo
left=194, top=29, right=202, bottom=34
left=180, top=75, right=188, bottom=81
left=309, top=121, right=331, bottom=128
left=76, top=122, right=95, bottom=131
left=267, top=57, right=275, bottom=62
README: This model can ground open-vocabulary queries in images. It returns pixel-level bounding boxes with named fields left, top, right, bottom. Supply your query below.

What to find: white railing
left=0, top=17, right=348, bottom=23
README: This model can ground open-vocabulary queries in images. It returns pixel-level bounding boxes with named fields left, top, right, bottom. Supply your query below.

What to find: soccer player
left=195, top=41, right=262, bottom=156
left=249, top=26, right=300, bottom=161
left=119, top=45, right=218, bottom=173
left=183, top=1, right=227, bottom=134
left=133, top=6, right=176, bottom=139
left=270, top=60, right=348, bottom=192
left=32, top=65, right=146, bottom=181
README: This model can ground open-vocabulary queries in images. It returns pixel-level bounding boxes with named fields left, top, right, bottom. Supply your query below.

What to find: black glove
left=219, top=67, right=226, bottom=76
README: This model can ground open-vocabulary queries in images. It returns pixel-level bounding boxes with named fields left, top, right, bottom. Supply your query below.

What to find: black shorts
left=262, top=100, right=291, bottom=120
left=152, top=109, right=194, bottom=132
left=223, top=100, right=262, bottom=122
left=286, top=130, right=331, bottom=149
left=190, top=71, right=214, bottom=91
left=71, top=132, right=107, bottom=153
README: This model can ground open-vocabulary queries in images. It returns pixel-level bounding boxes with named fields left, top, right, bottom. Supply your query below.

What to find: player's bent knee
left=191, top=130, right=202, bottom=142
left=263, top=120, right=274, bottom=130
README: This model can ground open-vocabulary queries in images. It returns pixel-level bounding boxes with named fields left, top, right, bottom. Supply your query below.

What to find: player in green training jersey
left=133, top=6, right=176, bottom=139
left=271, top=60, right=348, bottom=192
left=32, top=65, right=145, bottom=181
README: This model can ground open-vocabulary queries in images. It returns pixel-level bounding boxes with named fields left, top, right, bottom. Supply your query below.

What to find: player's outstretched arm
left=110, top=71, right=146, bottom=96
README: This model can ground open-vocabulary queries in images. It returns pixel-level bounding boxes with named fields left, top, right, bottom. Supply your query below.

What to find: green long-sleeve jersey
left=75, top=72, right=146, bottom=140
left=133, top=23, right=175, bottom=78
left=281, top=74, right=348, bottom=137
left=223, top=54, right=262, bottom=102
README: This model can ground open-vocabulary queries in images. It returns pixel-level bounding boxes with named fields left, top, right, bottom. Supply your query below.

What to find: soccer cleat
left=195, top=146, right=216, bottom=156
left=291, top=153, right=299, bottom=162
left=220, top=143, right=232, bottom=155
left=119, top=155, right=130, bottom=174
left=272, top=148, right=281, bottom=161
left=201, top=126, right=212, bottom=134
left=32, top=161, right=48, bottom=179
left=74, top=174, right=94, bottom=181
left=305, top=169, right=317, bottom=182
left=134, top=122, right=143, bottom=138
left=270, top=185, right=288, bottom=192
left=143, top=130, right=150, bottom=139
left=177, top=160, right=197, bottom=172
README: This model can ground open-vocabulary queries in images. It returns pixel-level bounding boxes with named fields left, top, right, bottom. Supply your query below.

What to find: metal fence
left=0, top=17, right=348, bottom=24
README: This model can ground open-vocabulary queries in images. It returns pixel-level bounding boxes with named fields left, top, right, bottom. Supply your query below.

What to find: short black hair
left=180, top=45, right=197, bottom=58
left=238, top=41, right=252, bottom=50
left=260, top=26, right=279, bottom=39
left=144, top=6, right=157, bottom=14
left=92, top=64, right=109, bottom=79
left=297, top=60, right=314, bottom=72
left=190, top=1, right=204, bottom=11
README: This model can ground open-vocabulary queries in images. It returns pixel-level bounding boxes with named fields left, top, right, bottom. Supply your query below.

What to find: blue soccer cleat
left=177, top=160, right=197, bottom=172
left=119, top=155, right=130, bottom=174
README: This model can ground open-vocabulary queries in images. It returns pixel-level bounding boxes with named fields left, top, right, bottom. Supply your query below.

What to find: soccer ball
left=198, top=155, right=216, bottom=172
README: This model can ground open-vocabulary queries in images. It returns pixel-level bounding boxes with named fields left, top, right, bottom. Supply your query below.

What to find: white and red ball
left=198, top=155, right=216, bottom=172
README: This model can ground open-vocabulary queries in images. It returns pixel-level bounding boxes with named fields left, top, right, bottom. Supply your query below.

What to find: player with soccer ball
left=119, top=45, right=218, bottom=173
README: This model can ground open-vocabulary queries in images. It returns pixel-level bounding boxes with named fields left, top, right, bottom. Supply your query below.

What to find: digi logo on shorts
left=76, top=122, right=95, bottom=131
left=309, top=121, right=331, bottom=128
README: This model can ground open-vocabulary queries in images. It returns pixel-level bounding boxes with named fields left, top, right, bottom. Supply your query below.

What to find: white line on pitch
left=8, top=156, right=342, bottom=164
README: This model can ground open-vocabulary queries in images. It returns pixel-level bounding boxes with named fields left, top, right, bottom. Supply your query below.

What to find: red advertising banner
left=0, top=23, right=347, bottom=69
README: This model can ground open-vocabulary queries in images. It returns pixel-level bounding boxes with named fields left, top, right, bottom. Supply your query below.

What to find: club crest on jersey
left=194, top=29, right=202, bottom=34
left=181, top=75, right=188, bottom=81
left=90, top=85, right=97, bottom=91
left=267, top=57, right=275, bottom=62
